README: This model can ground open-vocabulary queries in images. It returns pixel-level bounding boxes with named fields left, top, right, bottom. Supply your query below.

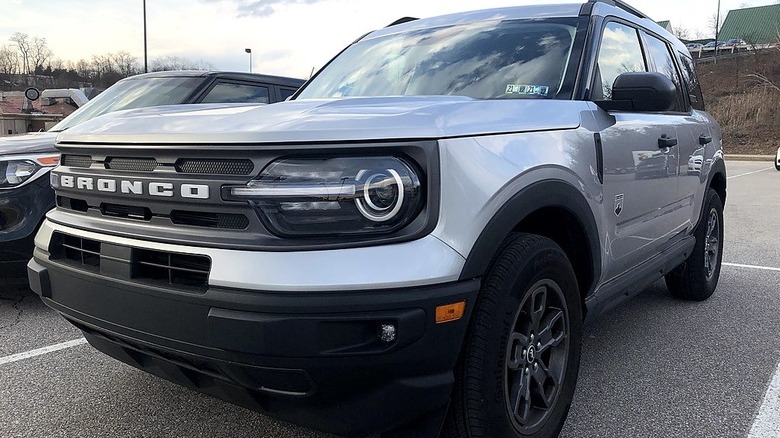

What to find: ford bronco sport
left=28, top=1, right=725, bottom=437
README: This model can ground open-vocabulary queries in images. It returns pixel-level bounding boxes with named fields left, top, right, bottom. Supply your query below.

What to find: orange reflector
left=36, top=155, right=60, bottom=166
left=435, top=301, right=466, bottom=324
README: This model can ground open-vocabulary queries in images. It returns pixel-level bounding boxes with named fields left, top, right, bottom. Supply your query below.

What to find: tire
left=665, top=188, right=724, bottom=301
left=442, top=234, right=582, bottom=438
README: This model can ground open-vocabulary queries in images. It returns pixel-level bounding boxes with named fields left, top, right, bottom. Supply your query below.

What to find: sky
left=0, top=0, right=776, bottom=79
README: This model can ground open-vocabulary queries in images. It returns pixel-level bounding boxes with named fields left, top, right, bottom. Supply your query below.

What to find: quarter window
left=643, top=34, right=686, bottom=112
left=593, top=22, right=646, bottom=100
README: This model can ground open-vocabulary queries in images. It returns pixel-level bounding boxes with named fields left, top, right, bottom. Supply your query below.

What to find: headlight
left=0, top=154, right=60, bottom=190
left=226, top=156, right=423, bottom=236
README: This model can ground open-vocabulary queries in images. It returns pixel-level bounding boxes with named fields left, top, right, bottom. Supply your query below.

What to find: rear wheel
left=775, top=147, right=780, bottom=171
left=443, top=234, right=582, bottom=438
left=665, top=188, right=724, bottom=301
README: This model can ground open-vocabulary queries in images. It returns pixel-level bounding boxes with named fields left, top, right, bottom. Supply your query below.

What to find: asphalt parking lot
left=1, top=160, right=778, bottom=438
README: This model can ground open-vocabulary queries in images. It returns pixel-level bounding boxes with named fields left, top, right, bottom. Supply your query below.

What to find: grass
left=698, top=51, right=780, bottom=155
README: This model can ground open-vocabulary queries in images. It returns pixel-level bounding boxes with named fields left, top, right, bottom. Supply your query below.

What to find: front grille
left=101, top=203, right=152, bottom=221
left=105, top=157, right=158, bottom=172
left=170, top=210, right=249, bottom=229
left=136, top=249, right=211, bottom=288
left=57, top=196, right=89, bottom=213
left=175, top=158, right=254, bottom=175
left=57, top=234, right=101, bottom=269
left=50, top=232, right=211, bottom=290
left=61, top=154, right=93, bottom=168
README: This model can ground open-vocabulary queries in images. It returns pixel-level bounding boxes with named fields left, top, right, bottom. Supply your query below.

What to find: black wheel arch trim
left=701, top=158, right=727, bottom=225
left=458, top=180, right=602, bottom=298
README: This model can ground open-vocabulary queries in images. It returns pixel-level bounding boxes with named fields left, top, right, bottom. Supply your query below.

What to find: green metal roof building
left=718, top=4, right=780, bottom=45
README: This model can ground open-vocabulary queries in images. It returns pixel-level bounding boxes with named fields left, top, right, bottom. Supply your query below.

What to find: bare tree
left=673, top=26, right=691, bottom=41
left=112, top=51, right=139, bottom=77
left=9, top=32, right=31, bottom=75
left=151, top=56, right=214, bottom=72
left=0, top=45, right=19, bottom=77
left=708, top=13, right=724, bottom=39
left=29, top=36, right=53, bottom=73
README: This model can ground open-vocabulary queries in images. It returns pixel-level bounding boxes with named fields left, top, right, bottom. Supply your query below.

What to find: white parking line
left=0, top=338, right=87, bottom=366
left=749, top=360, right=780, bottom=437
left=723, top=262, right=780, bottom=273
left=728, top=168, right=771, bottom=180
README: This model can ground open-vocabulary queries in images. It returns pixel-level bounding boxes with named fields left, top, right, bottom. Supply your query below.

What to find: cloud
left=203, top=0, right=329, bottom=17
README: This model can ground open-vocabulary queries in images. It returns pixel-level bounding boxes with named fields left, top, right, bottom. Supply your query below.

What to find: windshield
left=49, top=76, right=203, bottom=132
left=297, top=19, right=582, bottom=100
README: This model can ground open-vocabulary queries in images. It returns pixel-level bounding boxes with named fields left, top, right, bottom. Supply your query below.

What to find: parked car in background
left=704, top=40, right=726, bottom=48
left=725, top=38, right=746, bottom=47
left=686, top=42, right=703, bottom=50
left=775, top=147, right=780, bottom=171
left=0, top=71, right=304, bottom=279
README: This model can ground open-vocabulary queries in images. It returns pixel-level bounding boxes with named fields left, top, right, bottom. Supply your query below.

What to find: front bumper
left=0, top=175, right=54, bottom=277
left=28, top=221, right=478, bottom=436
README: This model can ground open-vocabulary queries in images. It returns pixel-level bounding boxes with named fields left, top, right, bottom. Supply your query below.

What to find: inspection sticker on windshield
left=506, top=84, right=549, bottom=97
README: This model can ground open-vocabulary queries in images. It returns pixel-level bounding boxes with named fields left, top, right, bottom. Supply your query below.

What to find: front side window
left=593, top=22, right=646, bottom=100
left=643, top=34, right=686, bottom=112
left=297, top=19, right=583, bottom=100
left=200, top=82, right=270, bottom=104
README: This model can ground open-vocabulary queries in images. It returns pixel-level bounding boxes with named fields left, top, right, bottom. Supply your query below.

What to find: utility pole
left=143, top=0, right=148, bottom=73
left=714, top=0, right=721, bottom=63
left=245, top=48, right=252, bottom=73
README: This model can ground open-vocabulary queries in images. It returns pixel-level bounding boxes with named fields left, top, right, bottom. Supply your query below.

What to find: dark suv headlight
left=226, top=156, right=424, bottom=236
left=0, top=154, right=60, bottom=190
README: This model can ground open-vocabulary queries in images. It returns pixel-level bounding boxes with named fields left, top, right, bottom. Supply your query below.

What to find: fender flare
left=458, top=180, right=602, bottom=297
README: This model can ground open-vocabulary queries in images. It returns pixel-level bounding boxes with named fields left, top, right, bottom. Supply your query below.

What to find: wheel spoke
left=507, top=332, right=530, bottom=370
left=536, top=309, right=565, bottom=353
left=531, top=362, right=557, bottom=409
left=511, top=367, right=533, bottom=424
left=530, top=286, right=547, bottom=330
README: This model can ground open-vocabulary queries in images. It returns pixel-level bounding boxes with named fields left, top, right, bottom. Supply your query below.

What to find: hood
left=57, top=97, right=586, bottom=145
left=0, top=132, right=58, bottom=156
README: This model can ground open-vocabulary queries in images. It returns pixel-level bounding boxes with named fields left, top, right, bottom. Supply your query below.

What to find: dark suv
left=0, top=71, right=304, bottom=279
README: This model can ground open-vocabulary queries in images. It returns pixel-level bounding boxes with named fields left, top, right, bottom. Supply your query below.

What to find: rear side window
left=642, top=34, right=686, bottom=112
left=677, top=54, right=705, bottom=111
left=594, top=22, right=647, bottom=100
left=200, top=82, right=270, bottom=104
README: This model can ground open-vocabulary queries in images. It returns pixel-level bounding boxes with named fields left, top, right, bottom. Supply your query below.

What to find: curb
left=724, top=155, right=775, bottom=162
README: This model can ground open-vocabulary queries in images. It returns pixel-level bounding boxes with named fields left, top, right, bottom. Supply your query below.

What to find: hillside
left=698, top=50, right=780, bottom=155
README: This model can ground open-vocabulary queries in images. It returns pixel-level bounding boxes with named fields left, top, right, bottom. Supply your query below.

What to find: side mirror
left=595, top=72, right=677, bottom=112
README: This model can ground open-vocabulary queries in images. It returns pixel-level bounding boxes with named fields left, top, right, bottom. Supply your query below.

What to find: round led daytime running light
left=355, top=168, right=405, bottom=222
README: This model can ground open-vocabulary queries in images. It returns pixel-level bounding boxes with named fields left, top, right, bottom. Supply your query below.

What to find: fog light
left=378, top=324, right=397, bottom=343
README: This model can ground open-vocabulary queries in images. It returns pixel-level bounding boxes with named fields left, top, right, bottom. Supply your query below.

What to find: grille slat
left=51, top=232, right=211, bottom=291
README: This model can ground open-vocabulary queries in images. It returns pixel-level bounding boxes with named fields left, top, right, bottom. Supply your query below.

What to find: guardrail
left=688, top=43, right=777, bottom=59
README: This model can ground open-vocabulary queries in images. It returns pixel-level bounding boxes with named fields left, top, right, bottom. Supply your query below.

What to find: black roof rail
left=386, top=17, right=419, bottom=27
left=580, top=0, right=649, bottom=20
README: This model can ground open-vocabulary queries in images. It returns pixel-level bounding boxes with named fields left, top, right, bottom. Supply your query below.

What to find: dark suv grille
left=61, top=154, right=93, bottom=168
left=175, top=158, right=254, bottom=175
left=105, top=157, right=159, bottom=172
left=50, top=232, right=211, bottom=291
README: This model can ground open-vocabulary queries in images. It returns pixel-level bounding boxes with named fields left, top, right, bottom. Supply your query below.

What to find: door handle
left=658, top=135, right=678, bottom=148
left=699, top=134, right=713, bottom=145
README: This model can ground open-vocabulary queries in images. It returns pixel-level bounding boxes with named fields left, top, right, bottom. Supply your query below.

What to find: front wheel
left=775, top=147, right=780, bottom=171
left=665, top=188, right=724, bottom=301
left=442, top=234, right=582, bottom=438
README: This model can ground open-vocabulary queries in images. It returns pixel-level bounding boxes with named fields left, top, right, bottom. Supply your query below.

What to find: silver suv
left=29, top=1, right=724, bottom=437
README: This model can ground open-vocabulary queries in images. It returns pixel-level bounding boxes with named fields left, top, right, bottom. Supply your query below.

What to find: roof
left=123, top=71, right=305, bottom=88
left=718, top=4, right=780, bottom=45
